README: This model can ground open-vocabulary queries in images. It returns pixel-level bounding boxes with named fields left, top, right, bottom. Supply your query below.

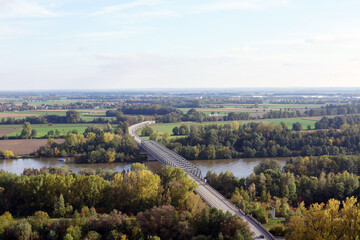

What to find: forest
left=162, top=121, right=360, bottom=159
left=206, top=155, right=360, bottom=238
left=0, top=164, right=252, bottom=240
left=35, top=125, right=141, bottom=164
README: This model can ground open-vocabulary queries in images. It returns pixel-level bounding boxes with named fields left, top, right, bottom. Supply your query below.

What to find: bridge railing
left=246, top=214, right=276, bottom=240
left=148, top=140, right=203, bottom=179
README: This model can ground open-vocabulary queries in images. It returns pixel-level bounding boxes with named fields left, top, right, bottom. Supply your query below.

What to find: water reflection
left=191, top=158, right=287, bottom=178
left=0, top=157, right=287, bottom=178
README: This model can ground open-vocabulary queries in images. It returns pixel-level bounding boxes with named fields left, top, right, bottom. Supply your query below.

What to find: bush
left=6, top=222, right=32, bottom=240
left=3, top=150, right=14, bottom=159
left=269, top=223, right=286, bottom=236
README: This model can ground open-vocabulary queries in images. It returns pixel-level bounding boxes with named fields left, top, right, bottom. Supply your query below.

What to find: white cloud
left=92, top=0, right=166, bottom=16
left=0, top=23, right=29, bottom=38
left=0, top=0, right=58, bottom=18
left=305, top=35, right=360, bottom=45
left=92, top=0, right=288, bottom=20
left=62, top=27, right=153, bottom=40
left=189, top=0, right=289, bottom=13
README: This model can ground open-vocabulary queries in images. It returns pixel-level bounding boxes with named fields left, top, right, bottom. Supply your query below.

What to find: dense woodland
left=0, top=164, right=253, bottom=240
left=206, top=155, right=360, bottom=238
left=162, top=122, right=360, bottom=159
left=35, top=125, right=141, bottom=164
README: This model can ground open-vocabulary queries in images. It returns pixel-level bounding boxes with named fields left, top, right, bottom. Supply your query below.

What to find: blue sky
left=1, top=0, right=360, bottom=90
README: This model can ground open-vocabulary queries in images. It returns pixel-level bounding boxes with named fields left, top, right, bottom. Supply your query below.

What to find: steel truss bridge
left=129, top=121, right=276, bottom=240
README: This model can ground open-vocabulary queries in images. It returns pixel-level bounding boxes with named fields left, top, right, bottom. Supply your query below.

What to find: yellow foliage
left=231, top=121, right=239, bottom=130
left=4, top=150, right=14, bottom=159
left=101, top=132, right=115, bottom=143
left=287, top=197, right=360, bottom=240
left=86, top=132, right=96, bottom=141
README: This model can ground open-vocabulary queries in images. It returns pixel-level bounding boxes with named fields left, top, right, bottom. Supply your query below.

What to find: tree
left=31, top=129, right=37, bottom=138
left=172, top=126, right=179, bottom=135
left=0, top=212, right=15, bottom=238
left=286, top=197, right=360, bottom=240
left=7, top=222, right=32, bottom=240
left=66, top=110, right=80, bottom=123
left=292, top=122, right=303, bottom=131
left=159, top=166, right=198, bottom=207
left=254, top=159, right=282, bottom=175
left=27, top=211, right=49, bottom=231
left=112, top=168, right=161, bottom=213
left=20, top=122, right=32, bottom=139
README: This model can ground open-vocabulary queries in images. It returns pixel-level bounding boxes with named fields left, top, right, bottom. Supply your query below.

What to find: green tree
left=7, top=222, right=32, bottom=240
left=20, top=122, right=32, bottom=139
left=30, top=129, right=37, bottom=138
left=292, top=122, right=303, bottom=131
left=66, top=110, right=80, bottom=123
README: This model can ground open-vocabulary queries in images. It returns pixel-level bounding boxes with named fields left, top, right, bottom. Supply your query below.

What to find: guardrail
left=246, top=214, right=276, bottom=240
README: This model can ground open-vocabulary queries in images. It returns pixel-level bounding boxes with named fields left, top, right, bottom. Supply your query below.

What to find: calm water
left=0, top=157, right=288, bottom=178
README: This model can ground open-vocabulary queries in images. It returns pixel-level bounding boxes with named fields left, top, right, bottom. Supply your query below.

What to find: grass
left=263, top=218, right=286, bottom=230
left=1, top=123, right=107, bottom=138
left=146, top=118, right=318, bottom=136
left=0, top=110, right=116, bottom=122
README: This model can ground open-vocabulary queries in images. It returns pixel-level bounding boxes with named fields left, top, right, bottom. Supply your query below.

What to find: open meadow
left=145, top=118, right=318, bottom=136
left=0, top=123, right=107, bottom=138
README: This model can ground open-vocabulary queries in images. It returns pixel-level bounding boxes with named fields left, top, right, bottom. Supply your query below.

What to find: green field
left=0, top=110, right=116, bottom=122
left=146, top=118, right=318, bottom=136
left=1, top=123, right=107, bottom=138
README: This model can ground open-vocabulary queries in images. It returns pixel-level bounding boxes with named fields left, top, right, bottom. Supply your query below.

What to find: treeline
left=206, top=155, right=360, bottom=237
left=163, top=122, right=360, bottom=159
left=311, top=103, right=360, bottom=116
left=0, top=165, right=253, bottom=240
left=0, top=102, right=120, bottom=112
left=315, top=115, right=360, bottom=129
left=35, top=125, right=140, bottom=163
left=0, top=110, right=81, bottom=125
left=263, top=103, right=360, bottom=120
left=121, top=104, right=181, bottom=115
left=125, top=96, right=263, bottom=108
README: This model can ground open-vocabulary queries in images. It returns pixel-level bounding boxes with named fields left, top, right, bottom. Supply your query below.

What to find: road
left=129, top=121, right=275, bottom=240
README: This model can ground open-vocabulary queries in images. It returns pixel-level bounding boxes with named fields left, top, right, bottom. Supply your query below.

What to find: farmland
left=0, top=109, right=117, bottom=122
left=145, top=118, right=318, bottom=136
left=0, top=139, right=64, bottom=155
left=0, top=123, right=107, bottom=138
left=176, top=103, right=327, bottom=117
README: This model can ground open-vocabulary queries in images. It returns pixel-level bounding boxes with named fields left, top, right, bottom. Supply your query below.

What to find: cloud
left=0, top=0, right=58, bottom=18
left=91, top=0, right=288, bottom=20
left=0, top=23, right=29, bottom=39
left=189, top=0, right=289, bottom=13
left=62, top=27, right=153, bottom=40
left=92, top=0, right=166, bottom=16
left=305, top=35, right=360, bottom=45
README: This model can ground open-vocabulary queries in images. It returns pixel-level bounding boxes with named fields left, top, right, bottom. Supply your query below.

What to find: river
left=0, top=157, right=288, bottom=178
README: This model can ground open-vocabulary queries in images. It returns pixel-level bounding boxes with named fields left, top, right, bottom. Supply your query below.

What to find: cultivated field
left=0, top=139, right=64, bottom=155
left=0, top=129, right=17, bottom=137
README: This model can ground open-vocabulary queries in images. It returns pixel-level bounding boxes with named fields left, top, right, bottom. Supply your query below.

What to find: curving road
left=129, top=121, right=275, bottom=240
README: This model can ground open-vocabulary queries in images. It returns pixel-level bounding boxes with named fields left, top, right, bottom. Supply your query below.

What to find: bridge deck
left=129, top=121, right=275, bottom=240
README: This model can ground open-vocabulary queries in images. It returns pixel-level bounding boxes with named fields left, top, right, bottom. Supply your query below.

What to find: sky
left=1, top=0, right=360, bottom=90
